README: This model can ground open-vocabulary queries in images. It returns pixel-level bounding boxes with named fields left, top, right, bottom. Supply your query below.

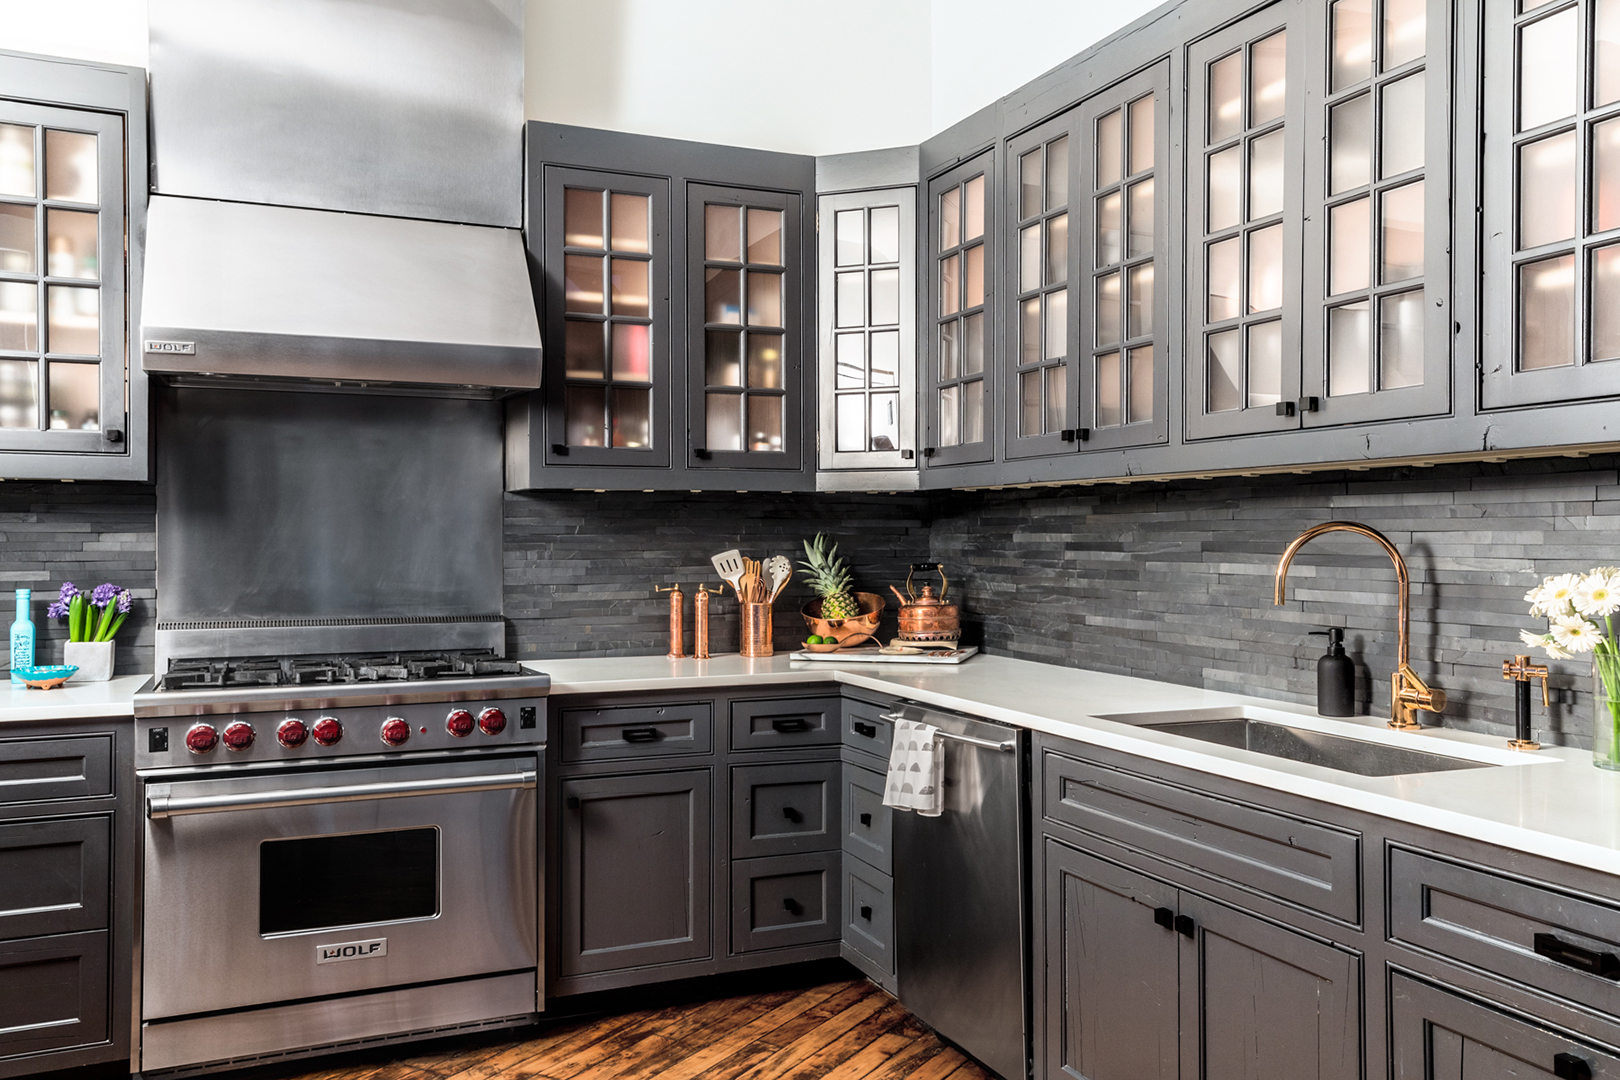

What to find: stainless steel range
left=132, top=651, right=549, bottom=1075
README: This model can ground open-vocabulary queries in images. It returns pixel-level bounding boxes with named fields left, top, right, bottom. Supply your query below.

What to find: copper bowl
left=801, top=592, right=885, bottom=643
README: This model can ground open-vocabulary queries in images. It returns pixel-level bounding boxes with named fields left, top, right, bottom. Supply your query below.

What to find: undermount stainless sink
left=1138, top=716, right=1489, bottom=776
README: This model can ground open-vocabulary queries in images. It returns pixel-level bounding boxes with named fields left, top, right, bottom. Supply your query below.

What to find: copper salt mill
left=693, top=585, right=722, bottom=659
left=654, top=585, right=686, bottom=658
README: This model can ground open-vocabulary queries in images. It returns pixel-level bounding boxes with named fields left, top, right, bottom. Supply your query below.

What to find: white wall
left=0, top=0, right=150, bottom=68
left=928, top=0, right=1164, bottom=133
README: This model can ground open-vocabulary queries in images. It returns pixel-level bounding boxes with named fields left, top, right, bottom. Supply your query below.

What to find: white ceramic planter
left=64, top=640, right=114, bottom=683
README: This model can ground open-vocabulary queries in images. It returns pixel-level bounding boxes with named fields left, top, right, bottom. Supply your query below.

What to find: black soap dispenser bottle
left=1309, top=627, right=1355, bottom=716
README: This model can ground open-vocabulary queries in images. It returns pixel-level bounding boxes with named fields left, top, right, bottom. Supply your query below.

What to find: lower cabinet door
left=1391, top=972, right=1620, bottom=1080
left=1041, top=839, right=1179, bottom=1080
left=1179, top=894, right=1361, bottom=1080
left=557, top=770, right=711, bottom=976
left=731, top=851, right=840, bottom=954
left=841, top=856, right=894, bottom=979
left=0, top=930, right=109, bottom=1059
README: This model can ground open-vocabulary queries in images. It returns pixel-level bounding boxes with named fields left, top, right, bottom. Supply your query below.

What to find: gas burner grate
left=157, top=650, right=525, bottom=690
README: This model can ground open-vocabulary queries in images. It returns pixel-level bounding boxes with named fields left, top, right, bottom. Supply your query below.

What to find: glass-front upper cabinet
left=1301, top=0, right=1450, bottom=426
left=1186, top=6, right=1305, bottom=439
left=818, top=187, right=916, bottom=472
left=924, top=152, right=994, bottom=467
left=0, top=95, right=135, bottom=467
left=540, top=167, right=669, bottom=468
left=1482, top=0, right=1620, bottom=408
left=688, top=184, right=802, bottom=471
left=1078, top=61, right=1172, bottom=451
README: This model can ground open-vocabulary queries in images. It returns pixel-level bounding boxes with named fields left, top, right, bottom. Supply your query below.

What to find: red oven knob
left=478, top=707, right=507, bottom=736
left=184, top=723, right=219, bottom=755
left=312, top=716, right=343, bottom=746
left=277, top=719, right=309, bottom=748
left=222, top=721, right=255, bottom=751
left=380, top=717, right=412, bottom=746
left=446, top=709, right=475, bottom=738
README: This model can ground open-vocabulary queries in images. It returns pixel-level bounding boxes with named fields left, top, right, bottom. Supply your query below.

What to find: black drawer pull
left=852, top=721, right=877, bottom=738
left=621, top=727, right=661, bottom=743
left=859, top=812, right=872, bottom=827
left=1174, top=914, right=1196, bottom=939
left=783, top=898, right=803, bottom=916
left=782, top=806, right=803, bottom=823
left=771, top=717, right=812, bottom=734
left=565, top=795, right=581, bottom=809
left=1555, top=1052, right=1593, bottom=1080
left=860, top=905, right=872, bottom=920
left=1534, top=933, right=1620, bottom=979
left=1154, top=907, right=1175, bottom=930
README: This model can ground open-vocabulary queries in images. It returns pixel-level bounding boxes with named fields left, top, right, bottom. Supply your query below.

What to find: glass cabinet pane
left=1096, top=272, right=1121, bottom=344
left=565, top=385, right=606, bottom=446
left=940, top=322, right=960, bottom=380
left=43, top=130, right=96, bottom=203
left=1021, top=298, right=1041, bottom=365
left=1380, top=181, right=1425, bottom=283
left=1128, top=265, right=1154, bottom=337
left=1046, top=213, right=1069, bottom=282
left=939, top=384, right=960, bottom=444
left=747, top=394, right=783, bottom=451
left=565, top=189, right=603, bottom=248
left=1128, top=98, right=1154, bottom=174
left=836, top=392, right=865, bottom=451
left=1379, top=289, right=1424, bottom=387
left=1096, top=352, right=1122, bottom=427
left=1098, top=191, right=1123, bottom=264
left=963, top=176, right=985, bottom=239
left=1519, top=131, right=1577, bottom=248
left=836, top=271, right=864, bottom=327
left=1045, top=288, right=1067, bottom=358
left=962, top=379, right=984, bottom=442
left=1248, top=129, right=1285, bottom=218
left=1208, top=330, right=1242, bottom=411
left=940, top=255, right=960, bottom=316
left=940, top=187, right=960, bottom=248
left=705, top=267, right=741, bottom=323
left=870, top=392, right=899, bottom=449
left=706, top=330, right=742, bottom=386
left=1519, top=254, right=1575, bottom=369
left=1246, top=320, right=1283, bottom=405
left=610, top=258, right=649, bottom=316
left=1207, top=238, right=1241, bottom=321
left=1021, top=149, right=1042, bottom=218
left=1128, top=346, right=1153, bottom=421
left=610, top=193, right=650, bottom=252
left=1332, top=0, right=1374, bottom=90
left=0, top=281, right=38, bottom=351
left=1097, top=110, right=1124, bottom=186
left=1519, top=8, right=1578, bottom=131
left=1209, top=53, right=1243, bottom=142
left=0, top=358, right=36, bottom=428
left=0, top=204, right=34, bottom=273
left=1021, top=226, right=1041, bottom=291
left=869, top=206, right=900, bottom=263
left=1329, top=300, right=1372, bottom=395
left=1592, top=243, right=1620, bottom=360
left=870, top=268, right=900, bottom=324
left=1247, top=224, right=1284, bottom=312
left=1330, top=94, right=1373, bottom=194
left=1330, top=197, right=1371, bottom=294
left=564, top=255, right=604, bottom=313
left=747, top=334, right=783, bottom=388
left=1380, top=72, right=1426, bottom=177
left=46, top=285, right=97, bottom=355
left=1044, top=364, right=1066, bottom=430
left=870, top=330, right=899, bottom=385
left=746, top=208, right=782, bottom=264
left=1599, top=0, right=1620, bottom=107
left=964, top=244, right=985, bottom=307
left=835, top=333, right=864, bottom=388
left=1126, top=182, right=1152, bottom=256
left=1207, top=147, right=1242, bottom=231
left=706, top=205, right=742, bottom=261
left=706, top=392, right=743, bottom=450
left=565, top=321, right=605, bottom=379
left=1020, top=369, right=1042, bottom=435
left=611, top=387, right=649, bottom=447
left=1250, top=31, right=1288, bottom=126
left=47, top=208, right=97, bottom=278
left=1383, top=0, right=1426, bottom=68
left=747, top=271, right=782, bottom=326
left=1047, top=135, right=1070, bottom=208
left=963, top=312, right=985, bottom=374
left=0, top=124, right=35, bottom=198
left=1597, top=117, right=1620, bottom=232
left=835, top=209, right=863, bottom=266
left=611, top=324, right=650, bottom=380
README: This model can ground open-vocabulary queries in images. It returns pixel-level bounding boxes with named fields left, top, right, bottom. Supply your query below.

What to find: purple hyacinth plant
left=48, top=581, right=133, bottom=642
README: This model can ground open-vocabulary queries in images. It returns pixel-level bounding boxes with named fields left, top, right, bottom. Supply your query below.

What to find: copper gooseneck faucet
left=1274, top=521, right=1446, bottom=730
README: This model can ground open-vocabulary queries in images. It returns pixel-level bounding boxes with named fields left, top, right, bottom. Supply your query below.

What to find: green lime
left=805, top=635, right=824, bottom=645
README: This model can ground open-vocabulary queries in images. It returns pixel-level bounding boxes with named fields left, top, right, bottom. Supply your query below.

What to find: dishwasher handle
left=148, top=769, right=538, bottom=820
left=879, top=713, right=1017, bottom=753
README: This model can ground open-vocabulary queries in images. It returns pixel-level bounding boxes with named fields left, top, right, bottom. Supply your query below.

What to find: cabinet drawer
left=1391, top=971, right=1620, bottom=1079
left=730, top=851, right=840, bottom=954
left=842, top=858, right=894, bottom=975
left=730, top=697, right=841, bottom=752
left=0, top=816, right=109, bottom=942
left=1043, top=751, right=1361, bottom=924
left=0, top=735, right=113, bottom=805
left=731, top=761, right=840, bottom=859
left=1391, top=846, right=1620, bottom=1019
left=559, top=702, right=713, bottom=762
left=841, top=763, right=892, bottom=874
left=0, top=930, right=108, bottom=1058
left=842, top=699, right=894, bottom=762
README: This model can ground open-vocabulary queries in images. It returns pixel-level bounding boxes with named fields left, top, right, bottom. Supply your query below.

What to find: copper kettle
left=890, top=562, right=961, bottom=641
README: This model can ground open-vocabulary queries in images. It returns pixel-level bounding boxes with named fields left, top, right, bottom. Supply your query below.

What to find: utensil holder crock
left=740, top=602, right=774, bottom=658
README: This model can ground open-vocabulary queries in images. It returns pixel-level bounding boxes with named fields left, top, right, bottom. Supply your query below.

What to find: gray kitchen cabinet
left=0, top=51, right=148, bottom=481
left=922, top=150, right=996, bottom=470
left=1390, top=972, right=1620, bottom=1080
left=841, top=855, right=894, bottom=983
left=730, top=760, right=840, bottom=860
left=555, top=769, right=712, bottom=977
left=729, top=849, right=841, bottom=954
left=0, top=720, right=133, bottom=1078
left=509, top=123, right=816, bottom=491
left=817, top=186, right=918, bottom=474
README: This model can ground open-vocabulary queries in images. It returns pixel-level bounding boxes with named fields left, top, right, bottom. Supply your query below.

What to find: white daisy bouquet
left=1522, top=568, right=1620, bottom=763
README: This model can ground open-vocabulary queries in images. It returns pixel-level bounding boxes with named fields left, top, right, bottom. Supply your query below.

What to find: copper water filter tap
left=654, top=585, right=686, bottom=658
left=1503, top=654, right=1550, bottom=751
left=693, top=585, right=722, bottom=659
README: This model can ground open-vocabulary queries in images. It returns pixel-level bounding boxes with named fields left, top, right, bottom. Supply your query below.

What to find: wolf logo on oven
left=316, top=938, right=389, bottom=965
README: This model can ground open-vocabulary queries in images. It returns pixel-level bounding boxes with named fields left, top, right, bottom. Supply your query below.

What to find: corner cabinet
left=922, top=152, right=996, bottom=470
left=0, top=51, right=148, bottom=481
left=508, top=124, right=815, bottom=491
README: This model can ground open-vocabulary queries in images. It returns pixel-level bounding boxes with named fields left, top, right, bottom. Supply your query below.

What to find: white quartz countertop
left=526, top=653, right=1620, bottom=877
left=0, top=674, right=149, bottom=723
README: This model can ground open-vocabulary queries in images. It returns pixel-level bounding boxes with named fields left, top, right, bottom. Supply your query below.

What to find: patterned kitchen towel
left=883, top=719, right=943, bottom=817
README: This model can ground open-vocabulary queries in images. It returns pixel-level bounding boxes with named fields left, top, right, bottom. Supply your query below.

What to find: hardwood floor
left=280, top=978, right=994, bottom=1080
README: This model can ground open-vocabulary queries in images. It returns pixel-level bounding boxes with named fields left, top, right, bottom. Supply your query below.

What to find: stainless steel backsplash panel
left=148, top=0, right=523, bottom=227
left=156, top=387, right=503, bottom=650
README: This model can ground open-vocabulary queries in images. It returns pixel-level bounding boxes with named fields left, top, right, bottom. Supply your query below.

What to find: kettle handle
left=905, top=562, right=949, bottom=601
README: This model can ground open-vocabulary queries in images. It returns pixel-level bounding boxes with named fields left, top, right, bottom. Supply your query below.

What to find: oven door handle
left=146, top=768, right=538, bottom=820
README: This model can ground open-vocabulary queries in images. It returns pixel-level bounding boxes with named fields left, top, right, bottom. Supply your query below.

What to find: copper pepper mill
left=654, top=585, right=686, bottom=659
left=693, top=585, right=722, bottom=659
left=1503, top=654, right=1550, bottom=751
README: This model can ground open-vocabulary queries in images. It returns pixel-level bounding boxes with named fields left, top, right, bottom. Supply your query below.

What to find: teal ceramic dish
left=14, top=664, right=77, bottom=689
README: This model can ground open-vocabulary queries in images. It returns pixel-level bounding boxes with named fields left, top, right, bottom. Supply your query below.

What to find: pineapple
left=798, top=532, right=861, bottom=620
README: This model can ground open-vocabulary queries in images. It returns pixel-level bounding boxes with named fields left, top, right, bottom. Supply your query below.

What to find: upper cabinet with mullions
left=923, top=154, right=995, bottom=468
left=1481, top=0, right=1620, bottom=409
left=509, top=123, right=815, bottom=491
left=1186, top=0, right=1450, bottom=441
left=0, top=52, right=147, bottom=481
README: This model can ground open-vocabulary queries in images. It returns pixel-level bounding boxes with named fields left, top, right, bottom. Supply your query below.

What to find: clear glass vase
left=1595, top=653, right=1620, bottom=770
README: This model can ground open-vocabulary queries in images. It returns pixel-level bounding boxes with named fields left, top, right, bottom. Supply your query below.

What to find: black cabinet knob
left=565, top=795, right=581, bottom=809
left=1554, top=1053, right=1593, bottom=1080
left=782, top=897, right=803, bottom=916
left=1154, top=907, right=1175, bottom=930
left=105, top=428, right=124, bottom=443
left=860, top=905, right=872, bottom=920
left=859, top=812, right=872, bottom=827
left=782, top=806, right=803, bottom=823
left=1174, top=914, right=1196, bottom=939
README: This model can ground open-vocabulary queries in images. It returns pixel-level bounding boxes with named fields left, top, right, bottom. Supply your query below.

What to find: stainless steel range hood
left=142, top=0, right=540, bottom=394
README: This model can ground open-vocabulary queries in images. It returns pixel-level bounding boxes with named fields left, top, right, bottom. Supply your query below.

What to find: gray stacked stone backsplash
left=0, top=482, right=156, bottom=677
left=929, top=455, right=1620, bottom=749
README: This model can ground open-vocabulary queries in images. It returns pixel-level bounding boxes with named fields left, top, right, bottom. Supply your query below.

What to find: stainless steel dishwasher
left=883, top=702, right=1029, bottom=1080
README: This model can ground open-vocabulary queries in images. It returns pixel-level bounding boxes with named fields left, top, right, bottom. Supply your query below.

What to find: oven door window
left=259, top=827, right=439, bottom=935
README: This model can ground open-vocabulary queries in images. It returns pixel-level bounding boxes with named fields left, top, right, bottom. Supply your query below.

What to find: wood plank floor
left=278, top=978, right=994, bottom=1080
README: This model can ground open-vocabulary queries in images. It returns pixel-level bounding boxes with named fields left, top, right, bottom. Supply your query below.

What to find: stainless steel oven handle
left=147, top=769, right=538, bottom=820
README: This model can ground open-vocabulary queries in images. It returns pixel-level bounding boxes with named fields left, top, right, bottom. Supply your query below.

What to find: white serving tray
left=788, top=645, right=979, bottom=664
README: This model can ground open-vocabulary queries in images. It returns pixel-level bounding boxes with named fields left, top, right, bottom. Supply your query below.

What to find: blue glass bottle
left=9, top=589, right=32, bottom=684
